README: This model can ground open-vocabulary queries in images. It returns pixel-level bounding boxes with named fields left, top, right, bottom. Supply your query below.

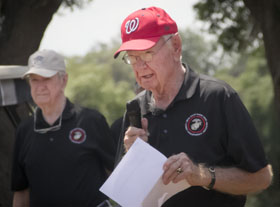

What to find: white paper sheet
left=100, top=138, right=190, bottom=207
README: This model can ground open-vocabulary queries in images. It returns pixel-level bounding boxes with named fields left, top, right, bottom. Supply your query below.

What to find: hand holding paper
left=100, top=138, right=190, bottom=207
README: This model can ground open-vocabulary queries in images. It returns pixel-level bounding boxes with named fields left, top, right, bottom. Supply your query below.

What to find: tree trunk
left=0, top=0, right=63, bottom=205
left=244, top=0, right=280, bottom=201
left=0, top=0, right=63, bottom=65
left=244, top=0, right=280, bottom=120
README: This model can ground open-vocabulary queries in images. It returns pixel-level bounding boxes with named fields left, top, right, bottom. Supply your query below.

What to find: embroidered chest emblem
left=185, top=113, right=208, bottom=136
left=69, top=128, right=86, bottom=144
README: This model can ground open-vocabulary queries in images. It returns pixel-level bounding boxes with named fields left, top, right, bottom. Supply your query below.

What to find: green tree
left=181, top=28, right=217, bottom=74
left=194, top=0, right=280, bottom=120
left=66, top=43, right=135, bottom=125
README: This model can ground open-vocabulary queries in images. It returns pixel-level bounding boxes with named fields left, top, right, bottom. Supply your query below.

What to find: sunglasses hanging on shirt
left=33, top=107, right=62, bottom=134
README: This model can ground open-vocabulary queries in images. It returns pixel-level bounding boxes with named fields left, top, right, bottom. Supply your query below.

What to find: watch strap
left=204, top=166, right=215, bottom=190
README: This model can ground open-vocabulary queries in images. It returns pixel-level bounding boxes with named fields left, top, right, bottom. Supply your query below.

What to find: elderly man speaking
left=11, top=50, right=115, bottom=207
left=114, top=6, right=273, bottom=207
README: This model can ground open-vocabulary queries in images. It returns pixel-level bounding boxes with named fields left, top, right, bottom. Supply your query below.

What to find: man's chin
left=34, top=99, right=50, bottom=106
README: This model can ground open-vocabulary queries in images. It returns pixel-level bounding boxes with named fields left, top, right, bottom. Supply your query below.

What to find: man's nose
left=134, top=56, right=147, bottom=68
left=36, top=82, right=47, bottom=90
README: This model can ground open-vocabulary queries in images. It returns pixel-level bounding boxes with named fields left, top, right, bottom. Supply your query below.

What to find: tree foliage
left=194, top=0, right=261, bottom=52
left=193, top=0, right=280, bottom=119
left=65, top=43, right=135, bottom=125
left=180, top=28, right=218, bottom=74
left=62, top=0, right=92, bottom=8
left=0, top=0, right=92, bottom=65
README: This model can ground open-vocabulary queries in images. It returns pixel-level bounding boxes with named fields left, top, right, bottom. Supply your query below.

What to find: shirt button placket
left=162, top=113, right=168, bottom=136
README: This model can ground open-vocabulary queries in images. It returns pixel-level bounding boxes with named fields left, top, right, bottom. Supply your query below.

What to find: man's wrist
left=203, top=166, right=216, bottom=190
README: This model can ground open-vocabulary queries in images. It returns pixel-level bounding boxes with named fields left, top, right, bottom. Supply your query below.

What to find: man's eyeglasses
left=122, top=35, right=173, bottom=65
left=34, top=107, right=62, bottom=134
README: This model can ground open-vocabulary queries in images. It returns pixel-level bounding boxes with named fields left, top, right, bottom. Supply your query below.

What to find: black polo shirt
left=118, top=67, right=268, bottom=207
left=12, top=99, right=116, bottom=207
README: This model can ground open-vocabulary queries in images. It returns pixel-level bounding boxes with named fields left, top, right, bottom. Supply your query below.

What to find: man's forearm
left=13, top=189, right=30, bottom=207
left=211, top=165, right=273, bottom=195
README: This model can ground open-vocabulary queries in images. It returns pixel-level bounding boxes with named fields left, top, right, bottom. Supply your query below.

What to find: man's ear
left=171, top=33, right=182, bottom=61
left=62, top=73, right=68, bottom=89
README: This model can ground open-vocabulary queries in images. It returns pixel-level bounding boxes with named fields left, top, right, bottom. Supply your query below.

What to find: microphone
left=126, top=99, right=142, bottom=128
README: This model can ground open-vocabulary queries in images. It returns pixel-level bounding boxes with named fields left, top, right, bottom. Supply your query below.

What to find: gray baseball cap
left=23, top=49, right=66, bottom=78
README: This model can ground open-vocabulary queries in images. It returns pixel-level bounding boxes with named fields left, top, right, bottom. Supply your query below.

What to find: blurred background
left=0, top=0, right=279, bottom=206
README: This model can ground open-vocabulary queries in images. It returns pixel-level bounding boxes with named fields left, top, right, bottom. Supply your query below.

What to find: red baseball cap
left=114, top=7, right=178, bottom=58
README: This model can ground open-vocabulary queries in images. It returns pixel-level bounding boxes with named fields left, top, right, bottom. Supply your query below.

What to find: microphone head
left=126, top=99, right=140, bottom=112
left=126, top=99, right=142, bottom=128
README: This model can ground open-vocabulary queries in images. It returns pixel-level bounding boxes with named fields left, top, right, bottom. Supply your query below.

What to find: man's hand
left=162, top=153, right=210, bottom=187
left=162, top=153, right=273, bottom=195
left=124, top=118, right=148, bottom=152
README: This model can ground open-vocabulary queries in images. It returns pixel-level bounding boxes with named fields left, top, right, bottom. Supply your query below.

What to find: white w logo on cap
left=125, top=18, right=139, bottom=34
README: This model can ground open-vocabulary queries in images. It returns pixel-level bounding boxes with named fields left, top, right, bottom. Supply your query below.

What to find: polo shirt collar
left=62, top=98, right=76, bottom=120
left=175, top=65, right=200, bottom=101
left=35, top=98, right=75, bottom=128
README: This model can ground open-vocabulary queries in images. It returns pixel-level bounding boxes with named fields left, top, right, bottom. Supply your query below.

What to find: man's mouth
left=142, top=74, right=153, bottom=79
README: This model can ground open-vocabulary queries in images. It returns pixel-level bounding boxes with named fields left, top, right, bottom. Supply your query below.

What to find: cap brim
left=114, top=36, right=161, bottom=58
left=23, top=67, right=58, bottom=78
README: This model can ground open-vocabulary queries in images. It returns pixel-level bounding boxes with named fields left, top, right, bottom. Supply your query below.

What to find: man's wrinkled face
left=128, top=37, right=174, bottom=93
left=28, top=73, right=66, bottom=107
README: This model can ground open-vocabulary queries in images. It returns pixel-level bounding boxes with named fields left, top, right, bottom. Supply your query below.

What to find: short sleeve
left=93, top=113, right=117, bottom=171
left=225, top=92, right=268, bottom=172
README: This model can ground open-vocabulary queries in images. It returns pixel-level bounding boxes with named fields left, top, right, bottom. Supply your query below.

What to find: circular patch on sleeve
left=185, top=113, right=208, bottom=136
left=69, top=128, right=86, bottom=144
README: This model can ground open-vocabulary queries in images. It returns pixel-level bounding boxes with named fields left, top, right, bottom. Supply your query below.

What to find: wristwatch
left=204, top=166, right=215, bottom=190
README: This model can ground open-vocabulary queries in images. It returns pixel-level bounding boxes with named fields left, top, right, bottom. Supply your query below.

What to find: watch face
left=209, top=167, right=215, bottom=173
left=207, top=166, right=216, bottom=190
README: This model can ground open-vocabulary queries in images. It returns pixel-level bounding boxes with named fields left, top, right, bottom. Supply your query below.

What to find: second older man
left=11, top=49, right=115, bottom=207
